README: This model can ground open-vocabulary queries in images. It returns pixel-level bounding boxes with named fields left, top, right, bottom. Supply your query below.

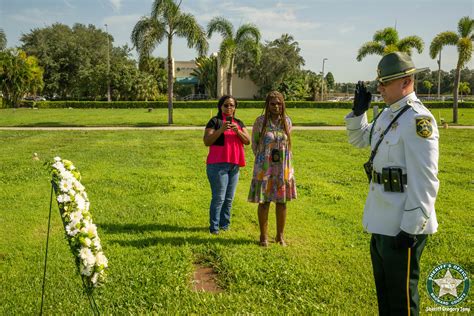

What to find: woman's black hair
left=217, top=95, right=237, bottom=116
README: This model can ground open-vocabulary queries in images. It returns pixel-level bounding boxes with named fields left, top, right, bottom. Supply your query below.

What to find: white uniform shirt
left=345, top=92, right=439, bottom=236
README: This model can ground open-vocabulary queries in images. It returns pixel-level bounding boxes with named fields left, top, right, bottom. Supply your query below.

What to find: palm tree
left=131, top=0, right=208, bottom=124
left=458, top=82, right=470, bottom=100
left=207, top=17, right=260, bottom=95
left=430, top=16, right=473, bottom=123
left=0, top=28, right=6, bottom=50
left=191, top=55, right=218, bottom=98
left=357, top=27, right=424, bottom=61
left=423, top=80, right=433, bottom=97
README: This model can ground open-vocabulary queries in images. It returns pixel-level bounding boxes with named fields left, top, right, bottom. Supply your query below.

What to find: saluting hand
left=352, top=81, right=372, bottom=116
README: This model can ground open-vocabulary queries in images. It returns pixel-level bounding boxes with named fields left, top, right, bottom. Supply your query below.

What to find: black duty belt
left=372, top=170, right=407, bottom=185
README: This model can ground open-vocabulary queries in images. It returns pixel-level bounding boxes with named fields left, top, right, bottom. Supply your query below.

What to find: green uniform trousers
left=370, top=233, right=428, bottom=316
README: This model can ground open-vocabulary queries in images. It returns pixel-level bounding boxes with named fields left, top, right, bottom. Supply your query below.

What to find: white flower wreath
left=49, top=157, right=108, bottom=288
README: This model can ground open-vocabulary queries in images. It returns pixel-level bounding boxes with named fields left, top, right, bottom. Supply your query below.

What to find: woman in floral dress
left=248, top=91, right=296, bottom=247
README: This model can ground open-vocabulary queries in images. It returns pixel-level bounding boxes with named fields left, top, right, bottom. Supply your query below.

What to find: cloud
left=338, top=24, right=355, bottom=35
left=63, top=0, right=75, bottom=9
left=183, top=1, right=320, bottom=43
left=103, top=14, right=142, bottom=46
left=10, top=8, right=64, bottom=25
left=109, top=0, right=122, bottom=12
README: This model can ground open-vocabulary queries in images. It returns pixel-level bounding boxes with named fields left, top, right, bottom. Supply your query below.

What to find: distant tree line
left=1, top=1, right=471, bottom=124
left=333, top=68, right=474, bottom=96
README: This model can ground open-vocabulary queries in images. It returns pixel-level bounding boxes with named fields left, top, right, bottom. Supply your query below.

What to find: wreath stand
left=40, top=181, right=100, bottom=315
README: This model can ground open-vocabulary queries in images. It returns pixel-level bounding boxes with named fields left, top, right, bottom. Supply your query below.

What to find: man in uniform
left=345, top=52, right=439, bottom=315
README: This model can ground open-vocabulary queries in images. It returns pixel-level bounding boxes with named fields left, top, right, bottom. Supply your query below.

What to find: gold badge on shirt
left=416, top=118, right=433, bottom=138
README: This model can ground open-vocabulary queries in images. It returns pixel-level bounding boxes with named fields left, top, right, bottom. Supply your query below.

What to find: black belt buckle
left=363, top=161, right=373, bottom=183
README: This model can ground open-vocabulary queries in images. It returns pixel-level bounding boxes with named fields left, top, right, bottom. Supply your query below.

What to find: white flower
left=91, top=272, right=99, bottom=284
left=85, top=254, right=96, bottom=267
left=96, top=252, right=108, bottom=268
left=73, top=180, right=85, bottom=192
left=60, top=170, right=74, bottom=180
left=75, top=194, right=86, bottom=210
left=69, top=211, right=83, bottom=223
left=80, top=263, right=93, bottom=277
left=93, top=239, right=102, bottom=251
left=52, top=162, right=65, bottom=172
left=83, top=237, right=92, bottom=247
left=54, top=156, right=61, bottom=162
left=79, top=247, right=93, bottom=260
left=59, top=179, right=73, bottom=193
left=65, top=224, right=80, bottom=236
left=57, top=194, right=71, bottom=203
left=85, top=223, right=98, bottom=237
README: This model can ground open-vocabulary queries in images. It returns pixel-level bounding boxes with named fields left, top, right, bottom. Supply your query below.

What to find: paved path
left=0, top=125, right=472, bottom=131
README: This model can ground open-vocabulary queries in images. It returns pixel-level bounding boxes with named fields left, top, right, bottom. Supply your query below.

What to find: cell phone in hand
left=226, top=116, right=232, bottom=123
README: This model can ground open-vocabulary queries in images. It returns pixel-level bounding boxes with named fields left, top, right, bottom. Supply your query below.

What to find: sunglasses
left=378, top=79, right=395, bottom=87
left=222, top=104, right=235, bottom=108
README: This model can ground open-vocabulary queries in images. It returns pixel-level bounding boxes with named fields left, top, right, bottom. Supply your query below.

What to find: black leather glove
left=394, top=230, right=418, bottom=249
left=352, top=81, right=372, bottom=116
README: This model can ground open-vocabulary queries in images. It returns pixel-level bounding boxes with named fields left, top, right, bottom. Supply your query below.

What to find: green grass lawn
left=1, top=107, right=473, bottom=127
left=0, top=129, right=472, bottom=314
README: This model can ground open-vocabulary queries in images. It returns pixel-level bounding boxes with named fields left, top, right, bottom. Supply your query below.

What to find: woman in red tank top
left=203, top=95, right=250, bottom=234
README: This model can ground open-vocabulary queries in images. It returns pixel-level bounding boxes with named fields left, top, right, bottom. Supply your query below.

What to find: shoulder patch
left=416, top=117, right=433, bottom=138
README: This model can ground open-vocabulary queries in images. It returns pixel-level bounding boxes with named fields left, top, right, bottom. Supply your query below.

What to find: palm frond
left=151, top=0, right=175, bottom=20
left=356, top=41, right=384, bottom=61
left=457, top=37, right=473, bottom=68
left=373, top=27, right=399, bottom=46
left=237, top=38, right=261, bottom=64
left=175, top=13, right=208, bottom=56
left=0, top=28, right=6, bottom=50
left=383, top=44, right=399, bottom=54
left=429, top=31, right=458, bottom=58
left=131, top=17, right=166, bottom=57
left=218, top=37, right=236, bottom=67
left=458, top=16, right=474, bottom=38
left=397, top=36, right=424, bottom=54
left=235, top=23, right=260, bottom=44
left=207, top=16, right=233, bottom=39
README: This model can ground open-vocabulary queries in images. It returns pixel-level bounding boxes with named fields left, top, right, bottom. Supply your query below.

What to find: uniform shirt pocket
left=385, top=129, right=403, bottom=163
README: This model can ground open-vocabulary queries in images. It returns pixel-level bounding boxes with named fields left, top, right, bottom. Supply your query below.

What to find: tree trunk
left=226, top=57, right=233, bottom=95
left=437, top=50, right=442, bottom=99
left=167, top=35, right=173, bottom=125
left=453, top=66, right=460, bottom=124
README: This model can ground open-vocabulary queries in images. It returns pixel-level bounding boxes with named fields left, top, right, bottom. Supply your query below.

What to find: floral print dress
left=248, top=115, right=297, bottom=203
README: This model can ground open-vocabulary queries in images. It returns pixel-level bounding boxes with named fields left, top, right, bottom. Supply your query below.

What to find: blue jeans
left=206, top=163, right=240, bottom=233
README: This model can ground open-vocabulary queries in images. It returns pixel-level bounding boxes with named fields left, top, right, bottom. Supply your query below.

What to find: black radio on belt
left=382, top=167, right=404, bottom=193
left=363, top=161, right=373, bottom=182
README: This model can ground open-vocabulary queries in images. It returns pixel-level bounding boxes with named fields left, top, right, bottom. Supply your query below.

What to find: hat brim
left=377, top=67, right=429, bottom=83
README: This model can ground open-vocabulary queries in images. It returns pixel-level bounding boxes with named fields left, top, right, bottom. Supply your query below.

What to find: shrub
left=4, top=100, right=473, bottom=109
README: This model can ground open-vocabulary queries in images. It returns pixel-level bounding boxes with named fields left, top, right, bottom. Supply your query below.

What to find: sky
left=1, top=0, right=473, bottom=82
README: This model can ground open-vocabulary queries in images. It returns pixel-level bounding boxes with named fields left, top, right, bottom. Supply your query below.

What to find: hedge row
left=11, top=100, right=474, bottom=109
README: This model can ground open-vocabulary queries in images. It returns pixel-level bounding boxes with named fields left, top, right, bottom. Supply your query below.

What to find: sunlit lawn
left=0, top=129, right=472, bottom=314
left=0, top=107, right=473, bottom=127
